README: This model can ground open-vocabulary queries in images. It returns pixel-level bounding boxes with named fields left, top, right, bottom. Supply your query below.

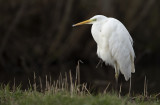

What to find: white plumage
left=73, top=15, right=135, bottom=81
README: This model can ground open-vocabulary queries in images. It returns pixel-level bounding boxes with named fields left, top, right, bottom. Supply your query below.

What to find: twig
left=69, top=70, right=73, bottom=96
left=96, top=59, right=103, bottom=68
left=144, top=76, right=148, bottom=97
left=103, top=82, right=110, bottom=94
left=76, top=60, right=83, bottom=86
left=119, top=83, right=122, bottom=98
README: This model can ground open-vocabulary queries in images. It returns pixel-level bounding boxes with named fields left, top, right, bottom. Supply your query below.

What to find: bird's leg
left=114, top=62, right=119, bottom=91
left=114, top=63, right=119, bottom=83
left=115, top=73, right=119, bottom=83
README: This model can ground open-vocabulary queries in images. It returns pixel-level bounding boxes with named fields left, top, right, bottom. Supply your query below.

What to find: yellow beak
left=72, top=19, right=92, bottom=27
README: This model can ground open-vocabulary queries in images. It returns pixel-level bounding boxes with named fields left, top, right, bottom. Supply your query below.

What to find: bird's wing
left=108, top=21, right=135, bottom=81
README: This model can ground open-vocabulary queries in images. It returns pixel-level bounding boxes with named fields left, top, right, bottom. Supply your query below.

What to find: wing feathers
left=108, top=22, right=135, bottom=81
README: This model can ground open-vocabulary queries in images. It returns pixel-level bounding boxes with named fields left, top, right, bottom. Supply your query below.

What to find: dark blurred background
left=0, top=0, right=160, bottom=94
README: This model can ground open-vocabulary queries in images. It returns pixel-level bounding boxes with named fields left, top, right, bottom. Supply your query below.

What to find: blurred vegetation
left=0, top=0, right=160, bottom=94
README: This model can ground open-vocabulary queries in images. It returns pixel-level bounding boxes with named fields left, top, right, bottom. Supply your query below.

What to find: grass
left=0, top=85, right=160, bottom=105
left=0, top=62, right=160, bottom=105
left=0, top=87, right=125, bottom=105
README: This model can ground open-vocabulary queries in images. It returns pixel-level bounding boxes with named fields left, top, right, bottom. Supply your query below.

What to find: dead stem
left=103, top=82, right=110, bottom=94
left=119, top=83, right=122, bottom=98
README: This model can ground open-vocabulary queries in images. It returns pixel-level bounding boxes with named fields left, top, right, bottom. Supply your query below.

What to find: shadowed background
left=0, top=0, right=160, bottom=94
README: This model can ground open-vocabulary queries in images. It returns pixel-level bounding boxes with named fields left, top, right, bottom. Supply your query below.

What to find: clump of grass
left=0, top=85, right=127, bottom=105
left=0, top=61, right=160, bottom=105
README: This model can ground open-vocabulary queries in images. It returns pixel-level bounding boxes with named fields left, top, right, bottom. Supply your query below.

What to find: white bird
left=73, top=15, right=135, bottom=81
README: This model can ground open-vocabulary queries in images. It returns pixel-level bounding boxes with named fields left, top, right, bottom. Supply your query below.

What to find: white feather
left=91, top=15, right=135, bottom=81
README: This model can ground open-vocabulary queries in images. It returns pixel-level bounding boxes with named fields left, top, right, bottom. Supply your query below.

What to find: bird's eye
left=92, top=19, right=97, bottom=21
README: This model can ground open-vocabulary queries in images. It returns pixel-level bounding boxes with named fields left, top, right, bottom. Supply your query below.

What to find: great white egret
left=73, top=15, right=135, bottom=81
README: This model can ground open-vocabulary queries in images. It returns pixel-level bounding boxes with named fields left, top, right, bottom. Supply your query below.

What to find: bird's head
left=72, top=15, right=107, bottom=27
